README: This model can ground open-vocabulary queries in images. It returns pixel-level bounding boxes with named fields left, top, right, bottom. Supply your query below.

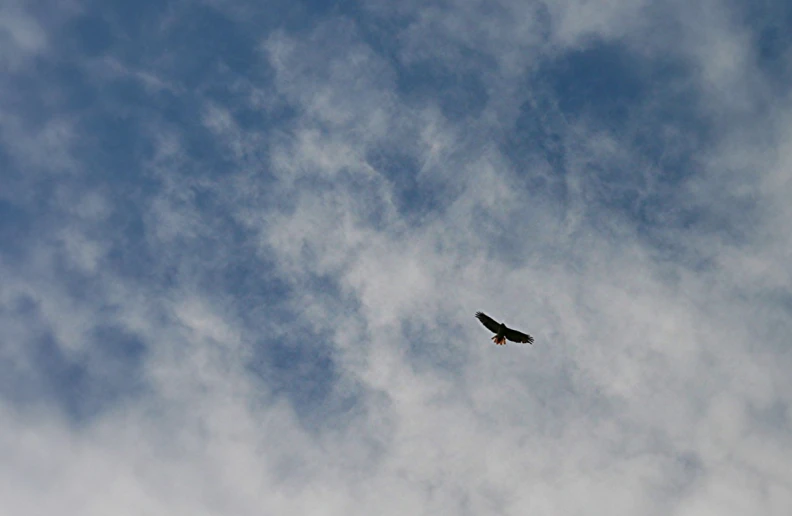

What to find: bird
left=475, top=312, right=534, bottom=345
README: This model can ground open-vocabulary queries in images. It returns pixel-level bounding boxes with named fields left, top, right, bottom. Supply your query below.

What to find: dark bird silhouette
left=475, top=312, right=534, bottom=345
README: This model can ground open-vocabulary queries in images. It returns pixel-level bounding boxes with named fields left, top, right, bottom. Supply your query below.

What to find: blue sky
left=2, top=0, right=792, bottom=514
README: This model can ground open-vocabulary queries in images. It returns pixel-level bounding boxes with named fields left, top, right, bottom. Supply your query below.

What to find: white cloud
left=0, top=6, right=47, bottom=70
left=1, top=0, right=791, bottom=515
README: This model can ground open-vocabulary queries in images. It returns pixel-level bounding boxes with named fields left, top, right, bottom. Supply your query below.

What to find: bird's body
left=475, top=312, right=534, bottom=345
left=492, top=322, right=507, bottom=345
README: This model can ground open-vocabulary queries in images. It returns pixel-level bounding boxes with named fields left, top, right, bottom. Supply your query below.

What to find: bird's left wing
left=475, top=312, right=501, bottom=333
left=504, top=327, right=534, bottom=344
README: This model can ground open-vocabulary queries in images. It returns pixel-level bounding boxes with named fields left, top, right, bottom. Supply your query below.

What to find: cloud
left=0, top=5, right=48, bottom=70
left=1, top=0, right=791, bottom=514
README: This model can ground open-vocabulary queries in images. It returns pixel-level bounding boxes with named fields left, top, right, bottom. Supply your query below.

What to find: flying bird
left=475, top=312, right=534, bottom=345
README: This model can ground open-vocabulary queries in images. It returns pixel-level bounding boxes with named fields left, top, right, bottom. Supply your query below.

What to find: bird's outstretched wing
left=504, top=327, right=534, bottom=344
left=475, top=312, right=501, bottom=333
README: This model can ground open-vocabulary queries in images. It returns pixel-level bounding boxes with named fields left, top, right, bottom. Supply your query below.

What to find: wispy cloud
left=1, top=0, right=791, bottom=514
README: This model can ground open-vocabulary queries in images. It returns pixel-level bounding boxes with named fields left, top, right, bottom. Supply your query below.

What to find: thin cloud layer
left=1, top=0, right=791, bottom=515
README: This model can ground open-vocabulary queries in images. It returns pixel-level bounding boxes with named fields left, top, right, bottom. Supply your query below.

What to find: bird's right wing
left=504, top=327, right=534, bottom=344
left=475, top=312, right=501, bottom=333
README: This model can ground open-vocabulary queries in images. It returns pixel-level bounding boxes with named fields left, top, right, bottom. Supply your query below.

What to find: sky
left=1, top=0, right=791, bottom=514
